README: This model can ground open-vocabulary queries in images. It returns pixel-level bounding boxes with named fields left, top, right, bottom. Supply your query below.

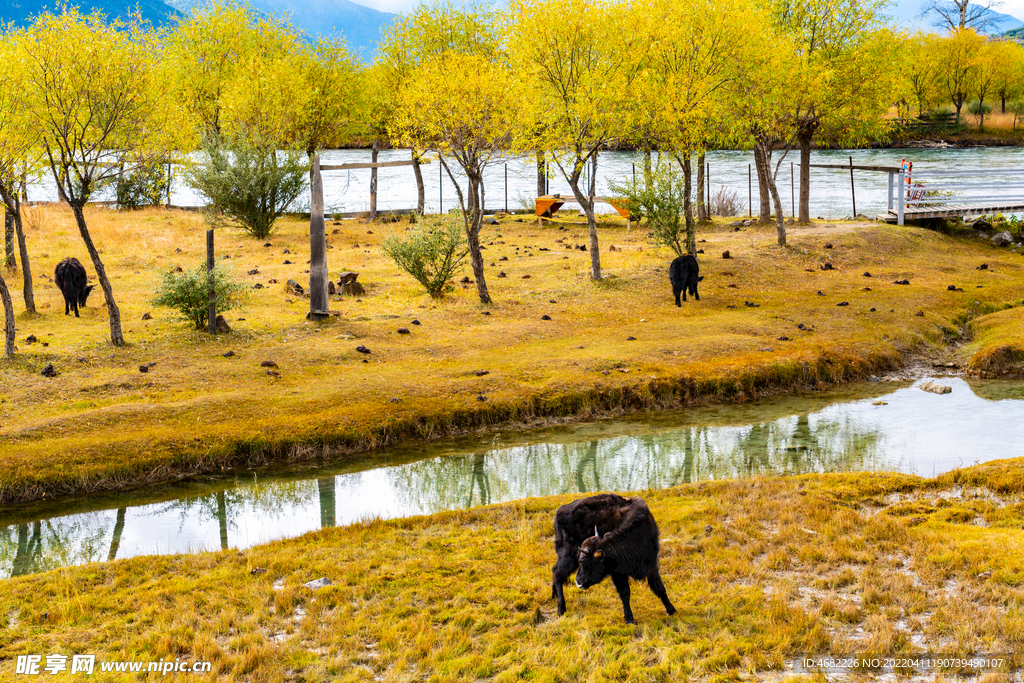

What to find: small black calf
left=551, top=493, right=676, bottom=624
left=669, top=254, right=703, bottom=306
left=54, top=257, right=95, bottom=317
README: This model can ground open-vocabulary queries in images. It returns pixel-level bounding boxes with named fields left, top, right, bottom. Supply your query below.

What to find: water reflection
left=2, top=377, right=1022, bottom=577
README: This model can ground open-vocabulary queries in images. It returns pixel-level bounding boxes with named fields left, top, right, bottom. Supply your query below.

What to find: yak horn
left=594, top=525, right=600, bottom=539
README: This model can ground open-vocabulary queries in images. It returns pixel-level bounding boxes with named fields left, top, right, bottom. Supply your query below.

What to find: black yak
left=551, top=493, right=676, bottom=624
left=54, top=258, right=95, bottom=317
left=669, top=254, right=702, bottom=306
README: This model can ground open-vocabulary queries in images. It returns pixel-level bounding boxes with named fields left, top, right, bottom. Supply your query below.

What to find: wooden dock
left=878, top=202, right=1024, bottom=222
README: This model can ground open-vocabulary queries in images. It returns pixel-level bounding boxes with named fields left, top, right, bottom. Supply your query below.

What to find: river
left=1, top=377, right=1022, bottom=578
left=24, top=147, right=1024, bottom=219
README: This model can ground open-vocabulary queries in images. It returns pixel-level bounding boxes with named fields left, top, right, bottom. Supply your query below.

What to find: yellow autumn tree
left=638, top=0, right=756, bottom=250
left=0, top=26, right=38, bottom=315
left=509, top=0, right=646, bottom=281
left=773, top=0, right=901, bottom=224
left=935, top=29, right=985, bottom=125
left=389, top=8, right=521, bottom=305
left=19, top=9, right=176, bottom=346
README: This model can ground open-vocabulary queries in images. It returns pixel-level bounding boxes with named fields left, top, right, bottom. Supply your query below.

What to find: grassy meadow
left=1, top=205, right=1024, bottom=506
left=3, top=460, right=1024, bottom=681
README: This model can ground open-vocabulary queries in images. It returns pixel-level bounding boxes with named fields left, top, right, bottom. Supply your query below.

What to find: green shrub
left=116, top=161, right=170, bottom=210
left=968, top=100, right=993, bottom=115
left=152, top=263, right=247, bottom=329
left=185, top=132, right=309, bottom=239
left=380, top=215, right=469, bottom=298
left=608, top=163, right=688, bottom=256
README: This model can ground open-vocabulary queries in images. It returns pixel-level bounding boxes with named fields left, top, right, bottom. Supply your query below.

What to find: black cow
left=669, top=254, right=703, bottom=306
left=54, top=257, right=95, bottom=317
left=551, top=493, right=676, bottom=624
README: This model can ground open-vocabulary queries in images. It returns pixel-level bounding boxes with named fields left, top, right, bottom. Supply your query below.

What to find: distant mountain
left=1004, top=25, right=1024, bottom=39
left=888, top=0, right=1024, bottom=33
left=1, top=0, right=183, bottom=28
left=166, top=0, right=397, bottom=61
left=4, top=0, right=396, bottom=61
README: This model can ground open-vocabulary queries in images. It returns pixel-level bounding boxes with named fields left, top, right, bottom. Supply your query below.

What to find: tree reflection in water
left=108, top=508, right=126, bottom=561
left=11, top=376, right=1010, bottom=578
left=318, top=477, right=336, bottom=528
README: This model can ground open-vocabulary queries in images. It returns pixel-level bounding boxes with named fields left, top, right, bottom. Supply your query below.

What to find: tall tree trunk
left=369, top=140, right=379, bottom=221
left=0, top=184, right=33, bottom=312
left=0, top=270, right=14, bottom=357
left=14, top=210, right=33, bottom=313
left=439, top=158, right=492, bottom=303
left=681, top=152, right=696, bottom=256
left=979, top=96, right=986, bottom=132
left=560, top=154, right=602, bottom=280
left=536, top=151, right=546, bottom=196
left=70, top=203, right=124, bottom=346
left=756, top=142, right=787, bottom=246
left=643, top=148, right=653, bottom=189
left=1001, top=93, right=1006, bottom=114
left=4, top=209, right=14, bottom=270
left=411, top=150, right=424, bottom=215
left=696, top=153, right=706, bottom=223
left=467, top=173, right=491, bottom=304
left=308, top=155, right=328, bottom=317
left=798, top=131, right=812, bottom=224
left=754, top=148, right=771, bottom=223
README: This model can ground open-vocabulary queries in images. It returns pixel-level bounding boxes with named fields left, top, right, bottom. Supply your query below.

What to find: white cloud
left=1001, top=0, right=1024, bottom=22
left=352, top=0, right=416, bottom=13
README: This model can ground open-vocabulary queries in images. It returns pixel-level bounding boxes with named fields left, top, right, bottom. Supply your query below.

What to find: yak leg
left=552, top=552, right=577, bottom=616
left=647, top=569, right=676, bottom=615
left=673, top=284, right=682, bottom=307
left=611, top=573, right=635, bottom=624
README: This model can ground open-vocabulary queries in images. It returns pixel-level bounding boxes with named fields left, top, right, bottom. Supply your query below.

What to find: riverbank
left=2, top=459, right=1023, bottom=680
left=1, top=208, right=1023, bottom=505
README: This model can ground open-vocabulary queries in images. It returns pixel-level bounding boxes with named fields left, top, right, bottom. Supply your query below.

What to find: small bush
left=709, top=185, right=742, bottom=217
left=185, top=132, right=309, bottom=239
left=380, top=215, right=469, bottom=298
left=152, top=263, right=246, bottom=329
left=608, top=164, right=688, bottom=256
left=968, top=100, right=993, bottom=116
left=116, top=161, right=170, bottom=210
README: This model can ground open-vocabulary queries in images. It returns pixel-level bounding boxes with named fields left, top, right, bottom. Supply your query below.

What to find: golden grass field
left=0, top=204, right=1023, bottom=506
left=3, top=459, right=1024, bottom=681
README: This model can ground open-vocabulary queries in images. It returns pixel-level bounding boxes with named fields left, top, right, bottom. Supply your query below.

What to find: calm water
left=2, top=377, right=1023, bottom=578
left=25, top=147, right=1024, bottom=219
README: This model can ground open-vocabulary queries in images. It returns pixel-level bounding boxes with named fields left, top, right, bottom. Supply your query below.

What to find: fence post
left=897, top=169, right=905, bottom=226
left=887, top=172, right=894, bottom=212
left=439, top=162, right=443, bottom=214
left=849, top=156, right=857, bottom=218
left=206, top=228, right=215, bottom=335
left=504, top=163, right=508, bottom=213
left=748, top=164, right=752, bottom=217
left=308, top=154, right=328, bottom=320
left=791, top=162, right=795, bottom=218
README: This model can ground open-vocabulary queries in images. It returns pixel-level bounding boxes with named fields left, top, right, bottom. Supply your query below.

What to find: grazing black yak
left=54, top=258, right=95, bottom=317
left=551, top=493, right=676, bottom=624
left=669, top=254, right=702, bottom=306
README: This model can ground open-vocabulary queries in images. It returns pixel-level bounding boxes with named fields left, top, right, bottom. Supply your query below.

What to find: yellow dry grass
left=1, top=205, right=1023, bottom=503
left=3, top=461, right=1024, bottom=681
